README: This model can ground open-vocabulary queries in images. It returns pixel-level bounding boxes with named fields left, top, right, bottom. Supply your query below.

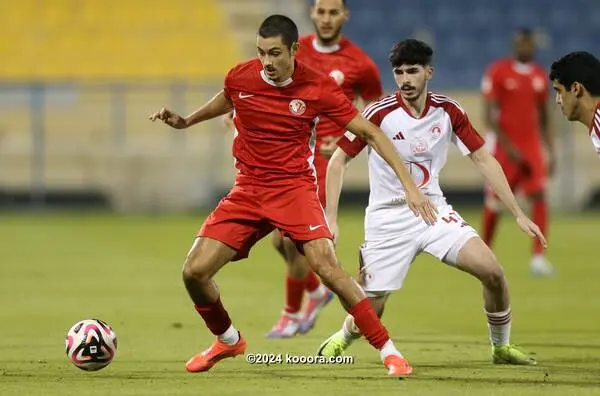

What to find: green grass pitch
left=1, top=208, right=600, bottom=395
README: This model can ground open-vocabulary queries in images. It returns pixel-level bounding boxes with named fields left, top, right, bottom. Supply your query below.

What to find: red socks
left=532, top=198, right=547, bottom=255
left=194, top=298, right=232, bottom=336
left=304, top=271, right=321, bottom=292
left=285, top=276, right=305, bottom=314
left=349, top=298, right=389, bottom=349
left=482, top=206, right=499, bottom=247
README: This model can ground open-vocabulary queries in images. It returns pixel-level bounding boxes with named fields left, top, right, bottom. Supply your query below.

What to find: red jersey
left=296, top=34, right=383, bottom=141
left=224, top=58, right=358, bottom=185
left=481, top=58, right=548, bottom=149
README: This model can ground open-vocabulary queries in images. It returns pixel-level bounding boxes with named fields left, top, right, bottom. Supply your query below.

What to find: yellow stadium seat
left=0, top=0, right=241, bottom=80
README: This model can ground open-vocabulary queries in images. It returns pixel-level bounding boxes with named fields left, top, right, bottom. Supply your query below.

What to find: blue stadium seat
left=340, top=0, right=600, bottom=90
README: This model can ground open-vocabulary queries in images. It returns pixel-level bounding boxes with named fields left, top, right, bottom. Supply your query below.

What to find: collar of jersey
left=260, top=69, right=293, bottom=87
left=311, top=37, right=341, bottom=53
left=590, top=102, right=600, bottom=136
left=511, top=60, right=534, bottom=74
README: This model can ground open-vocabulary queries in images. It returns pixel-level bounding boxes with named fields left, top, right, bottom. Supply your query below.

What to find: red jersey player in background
left=549, top=51, right=600, bottom=159
left=266, top=0, right=384, bottom=339
left=149, top=15, right=437, bottom=376
left=480, top=28, right=556, bottom=276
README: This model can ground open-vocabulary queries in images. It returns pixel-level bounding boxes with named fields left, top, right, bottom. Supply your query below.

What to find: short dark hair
left=515, top=27, right=534, bottom=37
left=258, top=15, right=299, bottom=49
left=314, top=0, right=347, bottom=5
left=549, top=51, right=600, bottom=95
left=388, top=39, right=433, bottom=68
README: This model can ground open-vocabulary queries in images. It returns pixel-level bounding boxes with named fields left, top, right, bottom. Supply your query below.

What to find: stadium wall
left=1, top=86, right=599, bottom=212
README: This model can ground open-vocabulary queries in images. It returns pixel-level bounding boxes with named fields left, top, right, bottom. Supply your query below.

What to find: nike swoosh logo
left=239, top=93, right=254, bottom=99
left=309, top=225, right=323, bottom=231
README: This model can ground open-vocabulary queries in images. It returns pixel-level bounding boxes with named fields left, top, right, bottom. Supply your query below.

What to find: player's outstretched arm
left=345, top=114, right=438, bottom=225
left=149, top=90, right=233, bottom=129
left=325, top=148, right=353, bottom=242
left=469, top=147, right=547, bottom=247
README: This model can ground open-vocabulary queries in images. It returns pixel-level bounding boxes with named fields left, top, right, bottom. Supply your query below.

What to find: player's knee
left=480, top=256, right=506, bottom=291
left=182, top=247, right=212, bottom=285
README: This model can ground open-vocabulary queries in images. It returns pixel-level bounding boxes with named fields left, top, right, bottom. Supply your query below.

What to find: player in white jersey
left=317, top=39, right=546, bottom=368
left=549, top=51, right=600, bottom=158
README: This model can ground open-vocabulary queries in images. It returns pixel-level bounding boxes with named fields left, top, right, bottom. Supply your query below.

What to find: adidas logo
left=392, top=131, right=405, bottom=140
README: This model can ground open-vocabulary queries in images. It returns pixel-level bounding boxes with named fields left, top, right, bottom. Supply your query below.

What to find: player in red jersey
left=149, top=15, right=437, bottom=376
left=549, top=51, right=600, bottom=159
left=266, top=0, right=384, bottom=339
left=480, top=29, right=556, bottom=276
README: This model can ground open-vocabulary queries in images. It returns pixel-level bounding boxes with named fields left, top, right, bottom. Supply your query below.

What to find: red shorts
left=197, top=182, right=332, bottom=261
left=487, top=142, right=547, bottom=197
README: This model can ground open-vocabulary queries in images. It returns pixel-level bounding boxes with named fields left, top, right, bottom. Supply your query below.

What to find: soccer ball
left=65, top=319, right=117, bottom=371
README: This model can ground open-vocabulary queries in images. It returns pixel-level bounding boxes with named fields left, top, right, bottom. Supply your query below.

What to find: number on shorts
left=441, top=211, right=469, bottom=227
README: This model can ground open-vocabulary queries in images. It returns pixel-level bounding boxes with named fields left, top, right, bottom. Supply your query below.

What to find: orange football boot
left=185, top=334, right=247, bottom=372
left=384, top=355, right=413, bottom=377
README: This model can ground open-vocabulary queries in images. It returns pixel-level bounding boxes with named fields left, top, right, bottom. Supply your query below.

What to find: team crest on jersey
left=410, top=138, right=428, bottom=154
left=430, top=124, right=442, bottom=139
left=329, top=70, right=345, bottom=86
left=504, top=78, right=518, bottom=90
left=289, top=99, right=306, bottom=115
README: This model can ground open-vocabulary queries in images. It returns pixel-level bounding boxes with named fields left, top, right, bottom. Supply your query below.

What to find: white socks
left=341, top=316, right=402, bottom=361
left=485, top=308, right=511, bottom=347
left=218, top=324, right=240, bottom=345
left=379, top=339, right=403, bottom=360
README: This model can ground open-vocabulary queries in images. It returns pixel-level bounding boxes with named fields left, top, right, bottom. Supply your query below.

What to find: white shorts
left=359, top=197, right=479, bottom=295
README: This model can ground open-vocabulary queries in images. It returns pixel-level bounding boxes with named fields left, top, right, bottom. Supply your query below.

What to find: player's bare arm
left=538, top=101, right=556, bottom=175
left=345, top=114, right=438, bottom=225
left=149, top=90, right=233, bottom=129
left=484, top=98, right=522, bottom=162
left=325, top=147, right=353, bottom=241
left=469, top=147, right=547, bottom=247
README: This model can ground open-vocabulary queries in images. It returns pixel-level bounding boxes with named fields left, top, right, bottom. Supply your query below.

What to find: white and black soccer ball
left=65, top=319, right=117, bottom=371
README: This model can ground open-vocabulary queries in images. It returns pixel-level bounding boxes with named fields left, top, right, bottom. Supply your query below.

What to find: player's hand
left=319, top=136, right=341, bottom=159
left=405, top=188, right=438, bottom=225
left=516, top=215, right=547, bottom=248
left=148, top=107, right=187, bottom=129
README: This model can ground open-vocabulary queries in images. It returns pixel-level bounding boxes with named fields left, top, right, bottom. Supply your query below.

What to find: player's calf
left=452, top=237, right=537, bottom=363
left=181, top=237, right=246, bottom=372
left=303, top=238, right=407, bottom=375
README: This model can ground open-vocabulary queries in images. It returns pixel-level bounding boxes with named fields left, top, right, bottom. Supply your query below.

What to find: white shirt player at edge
left=591, top=105, right=600, bottom=157
left=344, top=92, right=481, bottom=211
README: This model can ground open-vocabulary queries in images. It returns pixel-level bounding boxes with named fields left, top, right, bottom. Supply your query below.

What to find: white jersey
left=590, top=102, right=600, bottom=158
left=338, top=92, right=485, bottom=211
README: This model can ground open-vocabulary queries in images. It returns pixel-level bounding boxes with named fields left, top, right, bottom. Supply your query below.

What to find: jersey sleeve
left=337, top=130, right=368, bottom=157
left=481, top=64, right=501, bottom=100
left=314, top=77, right=359, bottom=128
left=357, top=58, right=384, bottom=102
left=447, top=102, right=485, bottom=155
left=336, top=98, right=392, bottom=157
